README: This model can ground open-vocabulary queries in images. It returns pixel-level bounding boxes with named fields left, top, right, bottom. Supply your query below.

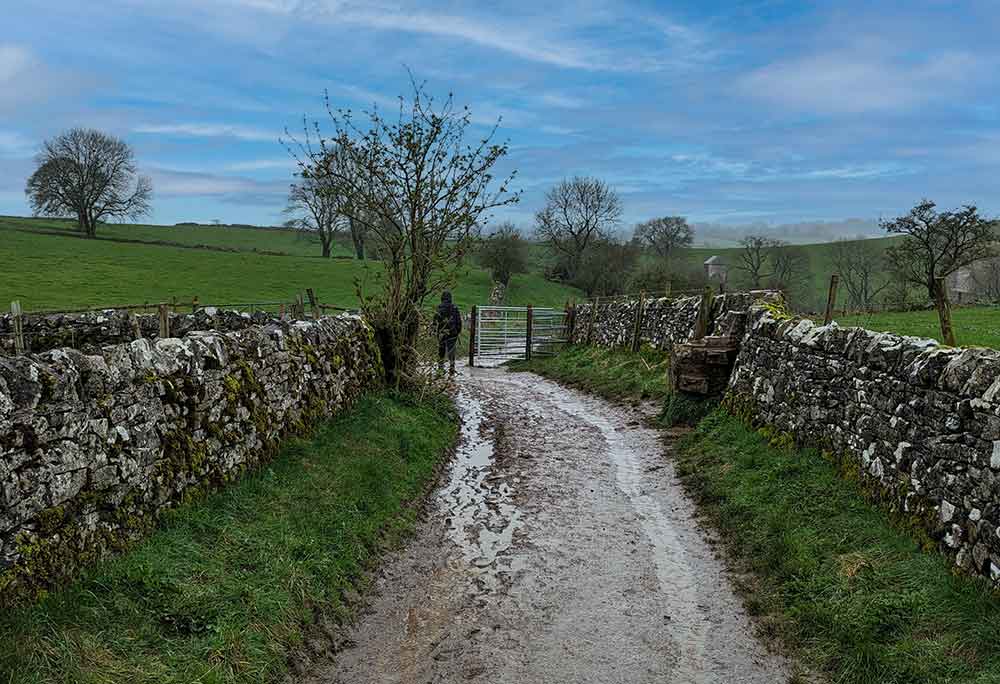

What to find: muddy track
left=305, top=366, right=792, bottom=683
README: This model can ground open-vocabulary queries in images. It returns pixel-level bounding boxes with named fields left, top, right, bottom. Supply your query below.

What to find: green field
left=2, top=218, right=580, bottom=312
left=1, top=215, right=341, bottom=258
left=835, top=306, right=1000, bottom=349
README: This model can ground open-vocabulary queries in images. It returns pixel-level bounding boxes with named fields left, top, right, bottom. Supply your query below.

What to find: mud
left=306, top=365, right=792, bottom=683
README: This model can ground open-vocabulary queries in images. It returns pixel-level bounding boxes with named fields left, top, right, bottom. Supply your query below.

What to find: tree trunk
left=321, top=235, right=331, bottom=258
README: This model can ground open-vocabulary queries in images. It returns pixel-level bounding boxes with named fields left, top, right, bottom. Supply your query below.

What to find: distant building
left=704, top=255, right=728, bottom=283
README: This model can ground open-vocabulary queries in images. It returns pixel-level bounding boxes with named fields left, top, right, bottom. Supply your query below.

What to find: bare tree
left=535, top=177, right=621, bottom=281
left=632, top=215, right=693, bottom=259
left=830, top=237, right=890, bottom=311
left=287, top=78, right=518, bottom=385
left=883, top=199, right=997, bottom=299
left=25, top=128, right=152, bottom=238
left=769, top=245, right=812, bottom=300
left=736, top=235, right=782, bottom=287
left=284, top=174, right=345, bottom=258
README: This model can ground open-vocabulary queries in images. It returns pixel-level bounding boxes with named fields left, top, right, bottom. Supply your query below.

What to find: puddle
left=437, top=387, right=524, bottom=585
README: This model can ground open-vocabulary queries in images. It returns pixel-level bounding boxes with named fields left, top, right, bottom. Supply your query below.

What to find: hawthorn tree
left=287, top=79, right=518, bottom=385
left=883, top=199, right=996, bottom=299
left=478, top=222, right=529, bottom=286
left=25, top=128, right=152, bottom=238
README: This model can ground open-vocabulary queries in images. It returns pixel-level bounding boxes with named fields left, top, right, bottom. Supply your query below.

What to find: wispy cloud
left=134, top=123, right=280, bottom=141
left=740, top=42, right=982, bottom=114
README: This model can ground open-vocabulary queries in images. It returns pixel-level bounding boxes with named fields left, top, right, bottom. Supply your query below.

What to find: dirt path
left=306, top=365, right=792, bottom=683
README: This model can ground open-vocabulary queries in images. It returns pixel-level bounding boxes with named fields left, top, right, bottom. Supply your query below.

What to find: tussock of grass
left=0, top=391, right=458, bottom=684
left=677, top=411, right=1000, bottom=684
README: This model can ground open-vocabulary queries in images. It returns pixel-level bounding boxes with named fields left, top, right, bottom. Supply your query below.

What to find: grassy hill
left=1, top=217, right=580, bottom=313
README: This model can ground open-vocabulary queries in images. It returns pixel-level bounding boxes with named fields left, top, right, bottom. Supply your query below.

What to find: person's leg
left=437, top=337, right=446, bottom=374
left=447, top=336, right=457, bottom=375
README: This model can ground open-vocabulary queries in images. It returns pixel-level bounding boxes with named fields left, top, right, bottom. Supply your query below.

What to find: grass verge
left=0, top=391, right=458, bottom=684
left=678, top=412, right=1000, bottom=684
left=519, top=344, right=1000, bottom=683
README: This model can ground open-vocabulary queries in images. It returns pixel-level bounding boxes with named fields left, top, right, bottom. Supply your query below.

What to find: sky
left=2, top=0, right=999, bottom=242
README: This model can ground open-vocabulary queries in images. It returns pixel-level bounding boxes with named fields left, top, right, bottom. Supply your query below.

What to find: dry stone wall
left=729, top=307, right=1000, bottom=583
left=572, top=291, right=777, bottom=349
left=0, top=308, right=280, bottom=355
left=0, top=313, right=382, bottom=603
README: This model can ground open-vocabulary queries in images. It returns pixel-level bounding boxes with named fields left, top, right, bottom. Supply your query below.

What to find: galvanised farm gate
left=468, top=305, right=570, bottom=366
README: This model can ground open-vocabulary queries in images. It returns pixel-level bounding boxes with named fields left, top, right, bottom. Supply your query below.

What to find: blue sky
left=2, top=0, right=999, bottom=239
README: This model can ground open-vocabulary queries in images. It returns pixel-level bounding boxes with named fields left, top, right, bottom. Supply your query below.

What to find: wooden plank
left=631, top=291, right=645, bottom=352
left=692, top=286, right=713, bottom=340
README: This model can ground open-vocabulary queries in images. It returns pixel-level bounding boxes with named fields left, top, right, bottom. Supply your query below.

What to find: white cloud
left=149, top=167, right=286, bottom=197
left=0, top=45, right=32, bottom=83
left=740, top=44, right=981, bottom=114
left=0, top=130, right=34, bottom=158
left=223, top=158, right=297, bottom=172
left=133, top=123, right=280, bottom=141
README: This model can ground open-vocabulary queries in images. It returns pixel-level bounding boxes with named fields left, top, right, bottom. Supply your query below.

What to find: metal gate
left=471, top=306, right=569, bottom=366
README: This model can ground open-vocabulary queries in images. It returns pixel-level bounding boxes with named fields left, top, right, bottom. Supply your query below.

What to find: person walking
left=434, top=290, right=462, bottom=376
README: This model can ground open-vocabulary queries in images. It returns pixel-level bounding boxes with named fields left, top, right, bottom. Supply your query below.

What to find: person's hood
left=441, top=291, right=452, bottom=304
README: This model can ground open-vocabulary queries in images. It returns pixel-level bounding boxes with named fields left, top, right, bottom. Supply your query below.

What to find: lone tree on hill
left=535, top=176, right=621, bottom=281
left=25, top=128, right=152, bottom=238
left=287, top=78, right=518, bottom=386
left=478, top=222, right=529, bottom=286
left=632, top=215, right=693, bottom=259
left=883, top=199, right=997, bottom=299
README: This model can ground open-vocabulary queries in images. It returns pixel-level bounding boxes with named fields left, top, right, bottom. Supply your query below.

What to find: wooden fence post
left=11, top=301, right=25, bottom=355
left=586, top=296, right=599, bottom=345
left=934, top=277, right=957, bottom=346
left=306, top=288, right=319, bottom=319
left=693, top=286, right=712, bottom=340
left=191, top=296, right=199, bottom=314
left=823, top=274, right=840, bottom=326
left=158, top=303, right=170, bottom=338
left=665, top=281, right=672, bottom=300
left=129, top=311, right=142, bottom=341
left=565, top=300, right=576, bottom=343
left=469, top=305, right=478, bottom=368
left=295, top=293, right=305, bottom=319
left=525, top=304, right=534, bottom=361
left=631, top=291, right=645, bottom=352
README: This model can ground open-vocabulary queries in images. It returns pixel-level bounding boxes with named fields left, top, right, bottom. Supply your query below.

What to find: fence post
left=631, top=291, right=645, bottom=352
left=191, top=296, right=199, bottom=314
left=586, top=296, right=599, bottom=345
left=306, top=288, right=319, bottom=319
left=566, top=300, right=576, bottom=343
left=665, top=281, right=672, bottom=300
left=129, top=311, right=142, bottom=341
left=693, top=286, right=712, bottom=340
left=525, top=304, right=534, bottom=361
left=823, top=274, right=840, bottom=326
left=934, top=277, right=957, bottom=346
left=295, top=293, right=305, bottom=319
left=469, top=305, right=478, bottom=368
left=158, top=303, right=170, bottom=338
left=11, top=301, right=25, bottom=355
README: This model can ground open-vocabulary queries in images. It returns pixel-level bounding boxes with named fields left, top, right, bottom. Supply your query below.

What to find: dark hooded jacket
left=434, top=291, right=462, bottom=340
